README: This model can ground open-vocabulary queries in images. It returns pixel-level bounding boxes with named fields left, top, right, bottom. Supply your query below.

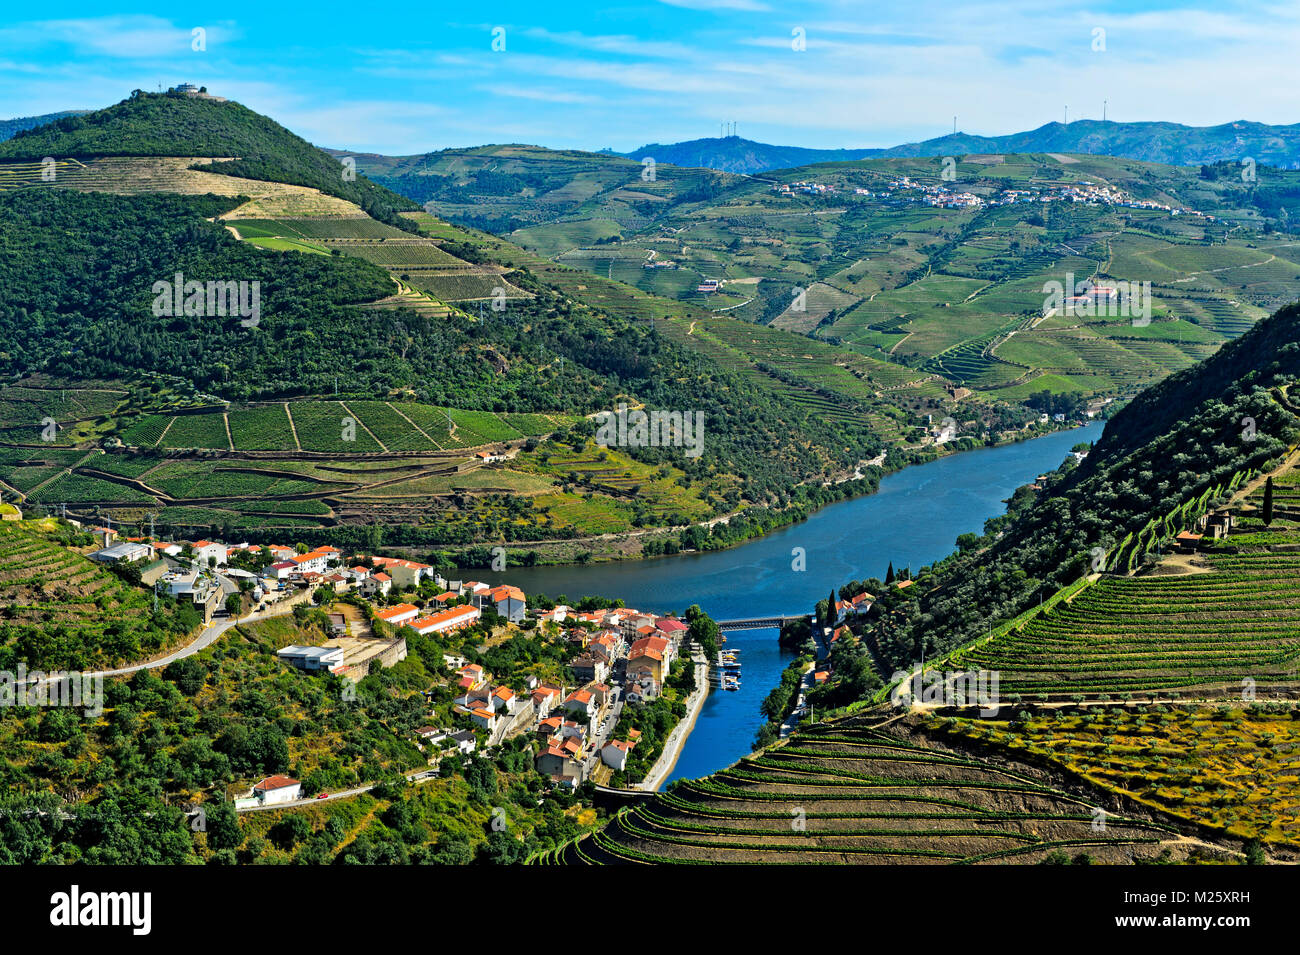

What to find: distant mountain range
left=627, top=120, right=1300, bottom=174
left=12, top=107, right=1300, bottom=176
left=0, top=111, right=91, bottom=142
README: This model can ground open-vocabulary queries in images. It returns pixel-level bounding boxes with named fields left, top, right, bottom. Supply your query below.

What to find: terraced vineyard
left=0, top=156, right=362, bottom=217
left=0, top=519, right=198, bottom=669
left=543, top=717, right=1195, bottom=865
left=934, top=705, right=1300, bottom=847
left=120, top=401, right=556, bottom=453
left=223, top=211, right=532, bottom=304
left=951, top=523, right=1300, bottom=700
left=391, top=148, right=1300, bottom=412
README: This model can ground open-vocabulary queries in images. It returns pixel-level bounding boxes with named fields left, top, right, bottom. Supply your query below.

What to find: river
left=476, top=421, right=1105, bottom=786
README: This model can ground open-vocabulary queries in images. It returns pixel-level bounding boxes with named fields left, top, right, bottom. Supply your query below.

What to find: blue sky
left=0, top=1, right=1295, bottom=154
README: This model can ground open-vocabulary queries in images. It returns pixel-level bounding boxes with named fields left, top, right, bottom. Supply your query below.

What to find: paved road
left=780, top=663, right=817, bottom=738
left=21, top=589, right=313, bottom=687
left=638, top=650, right=709, bottom=791
left=237, top=769, right=440, bottom=813
left=583, top=691, right=625, bottom=775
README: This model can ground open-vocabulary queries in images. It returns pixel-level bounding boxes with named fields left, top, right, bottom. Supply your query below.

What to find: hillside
left=547, top=714, right=1231, bottom=864
left=625, top=136, right=880, bottom=175
left=0, top=111, right=91, bottom=142
left=627, top=120, right=1300, bottom=174
left=379, top=144, right=1300, bottom=411
left=560, top=296, right=1300, bottom=864
left=0, top=93, right=980, bottom=556
left=0, top=518, right=198, bottom=671
left=0, top=91, right=416, bottom=225
left=339, top=143, right=735, bottom=234
left=860, top=299, right=1300, bottom=677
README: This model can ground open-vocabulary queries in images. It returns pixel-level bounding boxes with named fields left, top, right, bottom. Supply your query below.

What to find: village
left=78, top=528, right=705, bottom=802
left=775, top=173, right=1216, bottom=220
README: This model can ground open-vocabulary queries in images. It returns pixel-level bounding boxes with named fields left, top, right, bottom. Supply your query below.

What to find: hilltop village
left=776, top=174, right=1213, bottom=218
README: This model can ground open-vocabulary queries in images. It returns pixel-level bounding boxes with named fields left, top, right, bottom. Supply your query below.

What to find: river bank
left=638, top=647, right=710, bottom=791
left=428, top=421, right=1097, bottom=570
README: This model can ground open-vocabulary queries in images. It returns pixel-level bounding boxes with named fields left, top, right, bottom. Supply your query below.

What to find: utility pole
left=1064, top=105, right=1068, bottom=125
left=953, top=116, right=957, bottom=135
left=1103, top=99, right=1107, bottom=122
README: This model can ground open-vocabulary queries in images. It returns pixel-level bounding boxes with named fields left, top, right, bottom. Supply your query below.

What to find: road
left=20, top=587, right=313, bottom=687
left=637, top=648, right=709, bottom=791
left=582, top=689, right=625, bottom=777
left=780, top=662, right=817, bottom=737
left=237, top=769, right=440, bottom=813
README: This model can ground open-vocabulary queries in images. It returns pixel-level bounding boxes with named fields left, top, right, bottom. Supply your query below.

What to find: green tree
left=1262, top=476, right=1274, bottom=525
left=205, top=801, right=242, bottom=851
left=683, top=604, right=720, bottom=658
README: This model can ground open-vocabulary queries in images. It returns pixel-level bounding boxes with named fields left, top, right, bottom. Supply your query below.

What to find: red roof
left=629, top=635, right=668, bottom=657
left=376, top=602, right=418, bottom=621
left=253, top=774, right=300, bottom=792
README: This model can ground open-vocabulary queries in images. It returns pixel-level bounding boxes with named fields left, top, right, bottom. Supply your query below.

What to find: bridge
left=714, top=614, right=809, bottom=633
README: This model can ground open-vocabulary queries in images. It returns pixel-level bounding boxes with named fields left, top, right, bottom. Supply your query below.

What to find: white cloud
left=656, top=0, right=771, bottom=11
left=0, top=15, right=238, bottom=59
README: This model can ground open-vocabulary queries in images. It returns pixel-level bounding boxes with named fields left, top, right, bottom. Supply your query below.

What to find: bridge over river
left=715, top=614, right=808, bottom=632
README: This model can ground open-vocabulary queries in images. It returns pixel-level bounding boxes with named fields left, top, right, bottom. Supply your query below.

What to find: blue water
left=478, top=422, right=1105, bottom=785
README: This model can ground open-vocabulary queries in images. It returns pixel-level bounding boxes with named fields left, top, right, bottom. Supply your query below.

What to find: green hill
left=866, top=299, right=1300, bottom=675
left=0, top=91, right=417, bottom=226
left=378, top=144, right=1300, bottom=410
left=0, top=111, right=92, bottom=142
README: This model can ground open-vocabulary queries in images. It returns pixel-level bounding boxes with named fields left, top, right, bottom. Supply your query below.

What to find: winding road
left=21, top=586, right=312, bottom=687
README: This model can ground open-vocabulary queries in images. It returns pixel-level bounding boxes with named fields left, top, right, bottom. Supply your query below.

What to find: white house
left=252, top=775, right=301, bottom=805
left=477, top=584, right=526, bottom=623
left=88, top=541, right=154, bottom=564
left=264, top=560, right=297, bottom=580
left=277, top=645, right=345, bottom=671
left=563, top=689, right=598, bottom=721
left=359, top=572, right=392, bottom=596
left=191, top=540, right=228, bottom=567
left=601, top=740, right=634, bottom=771
left=409, top=605, right=480, bottom=635
left=371, top=557, right=437, bottom=589
left=448, top=729, right=476, bottom=754
left=493, top=685, right=520, bottom=715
